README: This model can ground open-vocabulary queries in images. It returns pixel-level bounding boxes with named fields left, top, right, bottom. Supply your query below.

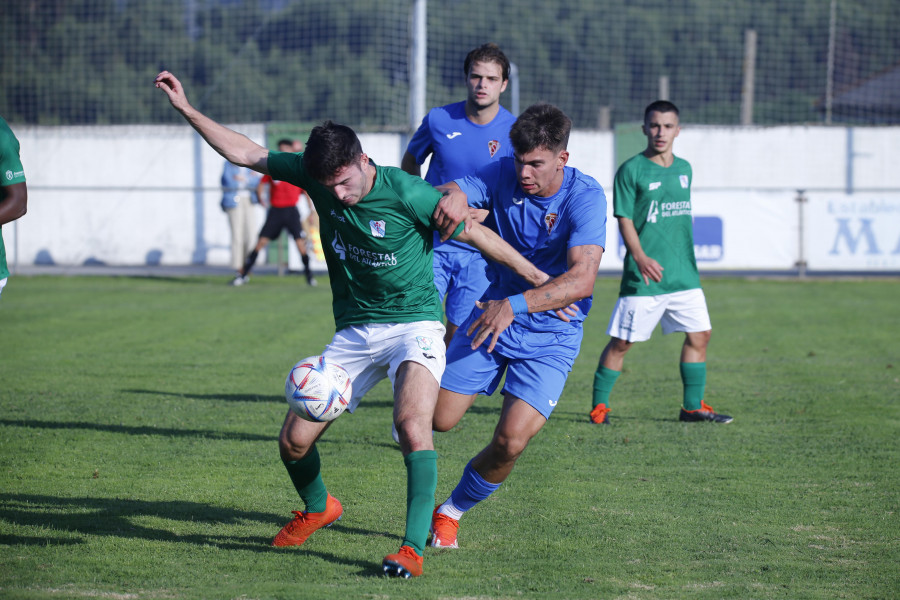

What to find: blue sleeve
left=405, top=113, right=434, bottom=164
left=568, top=187, right=608, bottom=250
left=454, top=161, right=503, bottom=210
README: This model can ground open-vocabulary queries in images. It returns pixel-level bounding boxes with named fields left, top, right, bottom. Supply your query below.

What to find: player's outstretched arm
left=456, top=222, right=550, bottom=288
left=154, top=71, right=269, bottom=174
left=467, top=244, right=604, bottom=352
left=618, top=217, right=662, bottom=285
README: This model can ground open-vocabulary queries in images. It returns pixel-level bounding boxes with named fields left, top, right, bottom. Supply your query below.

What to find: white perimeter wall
left=6, top=124, right=900, bottom=272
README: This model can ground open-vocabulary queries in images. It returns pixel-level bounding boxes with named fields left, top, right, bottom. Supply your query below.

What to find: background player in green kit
left=590, top=100, right=732, bottom=425
left=154, top=70, right=550, bottom=578
left=0, top=116, right=28, bottom=299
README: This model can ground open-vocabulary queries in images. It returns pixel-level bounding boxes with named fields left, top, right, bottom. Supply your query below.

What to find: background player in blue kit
left=426, top=103, right=608, bottom=548
left=402, top=43, right=516, bottom=348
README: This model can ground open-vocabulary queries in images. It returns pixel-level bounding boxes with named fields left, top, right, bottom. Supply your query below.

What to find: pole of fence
left=409, top=0, right=426, bottom=131
left=795, top=190, right=808, bottom=278
left=741, top=29, right=757, bottom=126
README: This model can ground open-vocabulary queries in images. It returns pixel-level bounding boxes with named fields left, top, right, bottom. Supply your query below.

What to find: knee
left=688, top=330, right=711, bottom=349
left=489, top=432, right=528, bottom=465
left=278, top=427, right=314, bottom=462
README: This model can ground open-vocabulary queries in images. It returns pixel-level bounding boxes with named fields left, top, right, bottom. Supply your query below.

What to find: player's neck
left=643, top=148, right=675, bottom=168
left=361, top=162, right=377, bottom=198
left=465, top=100, right=500, bottom=125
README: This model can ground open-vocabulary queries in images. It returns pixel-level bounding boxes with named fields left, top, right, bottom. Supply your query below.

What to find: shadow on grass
left=124, top=389, right=282, bottom=403
left=0, top=492, right=283, bottom=552
left=0, top=492, right=400, bottom=570
left=0, top=418, right=275, bottom=442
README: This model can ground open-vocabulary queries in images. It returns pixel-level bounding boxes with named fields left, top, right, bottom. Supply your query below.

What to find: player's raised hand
left=467, top=299, right=515, bottom=353
left=154, top=71, right=192, bottom=113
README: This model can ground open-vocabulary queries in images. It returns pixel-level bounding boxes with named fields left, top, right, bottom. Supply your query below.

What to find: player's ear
left=557, top=150, right=569, bottom=169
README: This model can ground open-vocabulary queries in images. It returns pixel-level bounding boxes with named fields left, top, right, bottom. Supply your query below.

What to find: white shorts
left=606, top=288, right=711, bottom=343
left=0, top=277, right=6, bottom=298
left=322, top=321, right=447, bottom=413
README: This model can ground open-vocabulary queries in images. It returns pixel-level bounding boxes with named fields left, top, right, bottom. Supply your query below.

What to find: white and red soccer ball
left=284, top=355, right=352, bottom=422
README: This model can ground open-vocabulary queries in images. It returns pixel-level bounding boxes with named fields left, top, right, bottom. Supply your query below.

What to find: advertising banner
left=805, top=192, right=900, bottom=271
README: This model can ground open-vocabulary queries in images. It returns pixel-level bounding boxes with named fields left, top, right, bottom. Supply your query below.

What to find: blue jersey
left=407, top=101, right=516, bottom=253
left=456, top=159, right=608, bottom=332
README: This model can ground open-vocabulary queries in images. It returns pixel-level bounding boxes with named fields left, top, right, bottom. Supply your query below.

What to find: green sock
left=282, top=444, right=328, bottom=513
left=402, top=450, right=438, bottom=556
left=680, top=362, right=707, bottom=411
left=592, top=365, right=621, bottom=409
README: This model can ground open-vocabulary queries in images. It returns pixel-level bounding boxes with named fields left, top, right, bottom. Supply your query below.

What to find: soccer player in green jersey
left=0, top=116, right=28, bottom=299
left=590, top=100, right=732, bottom=425
left=155, top=71, right=549, bottom=578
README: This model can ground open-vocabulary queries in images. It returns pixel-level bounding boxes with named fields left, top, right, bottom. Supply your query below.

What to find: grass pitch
left=0, top=274, right=897, bottom=599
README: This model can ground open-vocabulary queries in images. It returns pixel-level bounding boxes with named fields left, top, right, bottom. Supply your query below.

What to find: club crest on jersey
left=488, top=140, right=500, bottom=157
left=545, top=212, right=558, bottom=234
left=680, top=175, right=689, bottom=188
left=369, top=220, right=386, bottom=238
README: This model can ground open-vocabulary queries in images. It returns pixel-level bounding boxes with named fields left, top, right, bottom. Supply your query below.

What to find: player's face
left=643, top=110, right=681, bottom=156
left=514, top=146, right=569, bottom=198
left=466, top=60, right=508, bottom=109
left=320, top=154, right=371, bottom=207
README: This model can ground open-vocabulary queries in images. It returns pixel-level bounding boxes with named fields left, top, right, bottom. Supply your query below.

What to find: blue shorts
left=433, top=248, right=490, bottom=327
left=440, top=309, right=583, bottom=419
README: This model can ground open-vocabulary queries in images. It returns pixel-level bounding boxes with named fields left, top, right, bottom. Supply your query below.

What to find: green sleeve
left=612, top=159, right=636, bottom=220
left=0, top=119, right=26, bottom=186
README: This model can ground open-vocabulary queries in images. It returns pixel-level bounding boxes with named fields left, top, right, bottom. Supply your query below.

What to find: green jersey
left=268, top=151, right=460, bottom=331
left=614, top=153, right=700, bottom=297
left=0, top=117, right=27, bottom=281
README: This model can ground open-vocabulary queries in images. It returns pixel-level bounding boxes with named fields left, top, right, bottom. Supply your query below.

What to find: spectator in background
left=221, top=159, right=261, bottom=275
left=231, top=138, right=316, bottom=287
left=0, top=116, right=28, bottom=299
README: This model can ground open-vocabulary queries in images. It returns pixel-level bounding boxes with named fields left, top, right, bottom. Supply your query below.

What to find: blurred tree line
left=1, top=0, right=897, bottom=127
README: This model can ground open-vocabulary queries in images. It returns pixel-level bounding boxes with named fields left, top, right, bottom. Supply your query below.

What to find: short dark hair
left=509, top=103, right=571, bottom=155
left=644, top=100, right=680, bottom=123
left=302, top=121, right=363, bottom=182
left=464, top=43, right=510, bottom=81
left=276, top=138, right=294, bottom=149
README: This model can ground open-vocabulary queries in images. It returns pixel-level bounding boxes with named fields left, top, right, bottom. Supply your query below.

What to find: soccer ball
left=284, top=355, right=352, bottom=422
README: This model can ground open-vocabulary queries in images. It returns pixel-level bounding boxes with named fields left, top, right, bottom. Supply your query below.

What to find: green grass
left=0, top=274, right=898, bottom=599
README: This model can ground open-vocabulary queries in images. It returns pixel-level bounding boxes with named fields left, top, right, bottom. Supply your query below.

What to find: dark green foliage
left=1, top=0, right=898, bottom=127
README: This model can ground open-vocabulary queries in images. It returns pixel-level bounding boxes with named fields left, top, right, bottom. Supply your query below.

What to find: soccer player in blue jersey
left=402, top=43, right=517, bottom=348
left=426, top=103, right=608, bottom=548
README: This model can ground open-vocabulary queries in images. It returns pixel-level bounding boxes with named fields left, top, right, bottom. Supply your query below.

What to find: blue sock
left=449, top=460, right=501, bottom=513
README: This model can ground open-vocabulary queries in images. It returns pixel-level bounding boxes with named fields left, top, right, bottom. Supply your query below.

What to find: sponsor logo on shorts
left=417, top=335, right=437, bottom=360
